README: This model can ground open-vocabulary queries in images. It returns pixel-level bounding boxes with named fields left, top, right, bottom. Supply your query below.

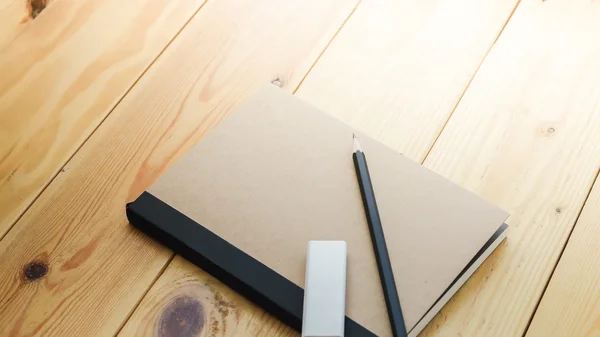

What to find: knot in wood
left=23, top=261, right=48, bottom=281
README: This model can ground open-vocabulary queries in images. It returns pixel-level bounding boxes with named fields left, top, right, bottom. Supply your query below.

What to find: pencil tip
left=353, top=134, right=362, bottom=152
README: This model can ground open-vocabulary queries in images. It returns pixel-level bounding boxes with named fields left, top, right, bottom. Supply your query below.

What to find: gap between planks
left=0, top=0, right=211, bottom=243
left=112, top=254, right=176, bottom=337
left=116, top=0, right=525, bottom=335
left=291, top=0, right=363, bottom=94
left=117, top=0, right=524, bottom=335
left=418, top=0, right=600, bottom=334
left=0, top=0, right=364, bottom=335
left=522, top=167, right=600, bottom=337
left=421, top=0, right=522, bottom=163
left=101, top=0, right=209, bottom=323
left=111, top=0, right=364, bottom=334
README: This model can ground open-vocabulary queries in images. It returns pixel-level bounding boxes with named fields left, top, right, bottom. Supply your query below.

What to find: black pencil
left=352, top=134, right=408, bottom=337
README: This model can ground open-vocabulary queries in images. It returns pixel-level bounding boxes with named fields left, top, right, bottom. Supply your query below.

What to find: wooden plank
left=525, top=178, right=600, bottom=337
left=0, top=0, right=48, bottom=49
left=419, top=1, right=600, bottom=336
left=0, top=0, right=205, bottom=238
left=296, top=0, right=520, bottom=162
left=121, top=0, right=521, bottom=335
left=119, top=257, right=297, bottom=336
left=0, top=0, right=359, bottom=335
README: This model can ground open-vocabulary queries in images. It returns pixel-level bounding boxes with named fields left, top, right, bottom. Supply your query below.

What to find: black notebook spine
left=126, top=191, right=376, bottom=337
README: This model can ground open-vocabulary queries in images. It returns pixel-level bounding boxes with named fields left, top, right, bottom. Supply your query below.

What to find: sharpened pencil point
left=353, top=134, right=362, bottom=152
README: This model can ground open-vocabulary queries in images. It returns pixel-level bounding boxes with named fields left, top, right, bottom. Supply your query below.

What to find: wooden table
left=2, top=0, right=600, bottom=336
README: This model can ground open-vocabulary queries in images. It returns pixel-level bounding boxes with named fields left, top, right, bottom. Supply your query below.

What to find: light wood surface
left=0, top=0, right=41, bottom=49
left=0, top=0, right=206, bottom=238
left=2, top=0, right=600, bottom=336
left=296, top=0, right=519, bottom=161
left=420, top=0, right=600, bottom=335
left=0, top=0, right=358, bottom=335
left=119, top=257, right=296, bottom=337
left=524, top=4, right=600, bottom=335
left=525, top=178, right=600, bottom=337
left=124, top=1, right=520, bottom=335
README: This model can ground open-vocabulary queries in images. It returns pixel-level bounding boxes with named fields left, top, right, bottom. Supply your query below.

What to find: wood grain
left=0, top=0, right=205, bottom=239
left=118, top=257, right=297, bottom=337
left=419, top=1, right=600, bottom=336
left=0, top=0, right=49, bottom=49
left=119, top=0, right=524, bottom=335
left=121, top=1, right=524, bottom=335
left=0, top=0, right=358, bottom=335
left=296, top=0, right=520, bottom=162
left=525, top=187, right=600, bottom=336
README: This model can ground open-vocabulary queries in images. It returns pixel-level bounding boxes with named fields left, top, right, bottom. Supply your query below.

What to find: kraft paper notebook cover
left=128, top=84, right=509, bottom=336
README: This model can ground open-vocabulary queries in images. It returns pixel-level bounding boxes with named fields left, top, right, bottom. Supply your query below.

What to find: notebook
left=127, top=84, right=509, bottom=336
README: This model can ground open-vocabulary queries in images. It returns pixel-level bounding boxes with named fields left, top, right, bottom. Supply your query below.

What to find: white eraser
left=302, top=241, right=347, bottom=337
